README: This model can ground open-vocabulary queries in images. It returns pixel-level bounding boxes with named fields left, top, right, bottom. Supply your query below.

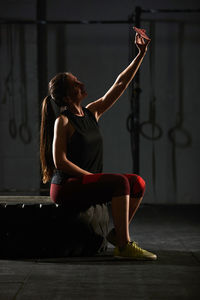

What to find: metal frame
left=130, top=6, right=200, bottom=174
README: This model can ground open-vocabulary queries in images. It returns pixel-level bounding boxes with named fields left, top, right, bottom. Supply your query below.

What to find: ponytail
left=40, top=96, right=56, bottom=183
left=40, top=72, right=70, bottom=183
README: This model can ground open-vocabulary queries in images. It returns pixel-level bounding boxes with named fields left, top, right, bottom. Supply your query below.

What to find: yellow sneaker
left=114, top=241, right=157, bottom=260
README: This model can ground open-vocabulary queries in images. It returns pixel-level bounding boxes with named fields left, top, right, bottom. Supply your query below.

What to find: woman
left=40, top=32, right=157, bottom=260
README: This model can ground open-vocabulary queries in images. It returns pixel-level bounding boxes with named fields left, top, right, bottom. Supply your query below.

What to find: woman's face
left=66, top=73, right=87, bottom=103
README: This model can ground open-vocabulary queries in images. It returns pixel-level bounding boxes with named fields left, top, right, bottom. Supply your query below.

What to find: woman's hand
left=135, top=33, right=151, bottom=54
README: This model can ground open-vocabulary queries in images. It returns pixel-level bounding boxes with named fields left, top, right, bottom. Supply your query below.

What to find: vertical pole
left=37, top=0, right=47, bottom=103
left=133, top=6, right=141, bottom=174
left=56, top=26, right=67, bottom=72
left=37, top=0, right=48, bottom=194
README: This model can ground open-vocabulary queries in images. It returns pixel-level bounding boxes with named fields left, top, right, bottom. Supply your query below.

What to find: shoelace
left=130, top=241, right=144, bottom=253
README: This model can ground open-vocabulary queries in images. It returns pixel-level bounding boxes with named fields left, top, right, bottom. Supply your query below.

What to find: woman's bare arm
left=52, top=115, right=92, bottom=176
left=86, top=34, right=150, bottom=120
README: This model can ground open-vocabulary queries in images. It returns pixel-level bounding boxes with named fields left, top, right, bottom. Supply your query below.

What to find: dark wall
left=0, top=0, right=199, bottom=203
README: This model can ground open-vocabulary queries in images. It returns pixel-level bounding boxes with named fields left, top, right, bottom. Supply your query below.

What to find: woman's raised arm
left=86, top=33, right=151, bottom=121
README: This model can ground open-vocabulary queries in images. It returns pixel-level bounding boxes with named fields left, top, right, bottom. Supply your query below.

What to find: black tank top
left=51, top=107, right=103, bottom=184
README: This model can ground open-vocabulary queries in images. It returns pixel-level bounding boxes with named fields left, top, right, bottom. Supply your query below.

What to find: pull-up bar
left=140, top=8, right=200, bottom=13
left=1, top=8, right=200, bottom=25
left=0, top=19, right=132, bottom=25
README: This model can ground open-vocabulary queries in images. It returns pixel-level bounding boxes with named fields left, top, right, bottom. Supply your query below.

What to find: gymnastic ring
left=168, top=127, right=191, bottom=148
left=140, top=121, right=163, bottom=140
left=9, top=118, right=17, bottom=138
left=126, top=114, right=134, bottom=132
left=19, top=123, right=32, bottom=144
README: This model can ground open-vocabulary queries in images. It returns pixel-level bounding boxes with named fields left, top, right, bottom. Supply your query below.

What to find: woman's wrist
left=81, top=170, right=93, bottom=176
left=138, top=50, right=147, bottom=58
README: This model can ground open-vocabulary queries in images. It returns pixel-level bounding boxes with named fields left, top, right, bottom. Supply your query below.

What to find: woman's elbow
left=115, top=78, right=128, bottom=91
left=54, top=157, right=68, bottom=170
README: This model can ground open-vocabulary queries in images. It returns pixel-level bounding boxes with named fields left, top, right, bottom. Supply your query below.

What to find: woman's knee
left=124, top=174, right=146, bottom=198
left=131, top=175, right=146, bottom=198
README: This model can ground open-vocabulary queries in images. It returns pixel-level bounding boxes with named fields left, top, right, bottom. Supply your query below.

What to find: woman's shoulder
left=54, top=113, right=75, bottom=140
left=54, top=114, right=69, bottom=130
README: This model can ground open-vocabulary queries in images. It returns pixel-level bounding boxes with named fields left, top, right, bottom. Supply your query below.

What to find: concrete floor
left=0, top=204, right=199, bottom=300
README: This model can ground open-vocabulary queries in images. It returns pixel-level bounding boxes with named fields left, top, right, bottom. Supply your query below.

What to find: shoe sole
left=114, top=255, right=157, bottom=261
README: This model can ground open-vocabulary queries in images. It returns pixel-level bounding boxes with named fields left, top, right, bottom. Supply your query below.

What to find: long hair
left=40, top=72, right=70, bottom=183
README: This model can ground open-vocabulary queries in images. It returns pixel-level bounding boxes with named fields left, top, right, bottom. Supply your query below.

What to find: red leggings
left=50, top=173, right=146, bottom=210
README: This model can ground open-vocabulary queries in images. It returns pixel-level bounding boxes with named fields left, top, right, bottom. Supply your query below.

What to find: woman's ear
left=64, top=96, right=73, bottom=105
left=62, top=96, right=69, bottom=104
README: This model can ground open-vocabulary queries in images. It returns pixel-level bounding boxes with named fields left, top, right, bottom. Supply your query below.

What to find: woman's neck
left=60, top=103, right=84, bottom=116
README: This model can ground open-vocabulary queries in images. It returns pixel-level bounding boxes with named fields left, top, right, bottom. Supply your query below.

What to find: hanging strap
left=18, top=25, right=32, bottom=144
left=139, top=22, right=162, bottom=141
left=4, top=25, right=18, bottom=138
left=126, top=25, right=141, bottom=173
left=139, top=21, right=163, bottom=196
left=168, top=22, right=191, bottom=196
left=168, top=22, right=191, bottom=148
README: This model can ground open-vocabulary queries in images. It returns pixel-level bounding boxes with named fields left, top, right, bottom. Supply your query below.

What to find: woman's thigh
left=50, top=173, right=130, bottom=209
